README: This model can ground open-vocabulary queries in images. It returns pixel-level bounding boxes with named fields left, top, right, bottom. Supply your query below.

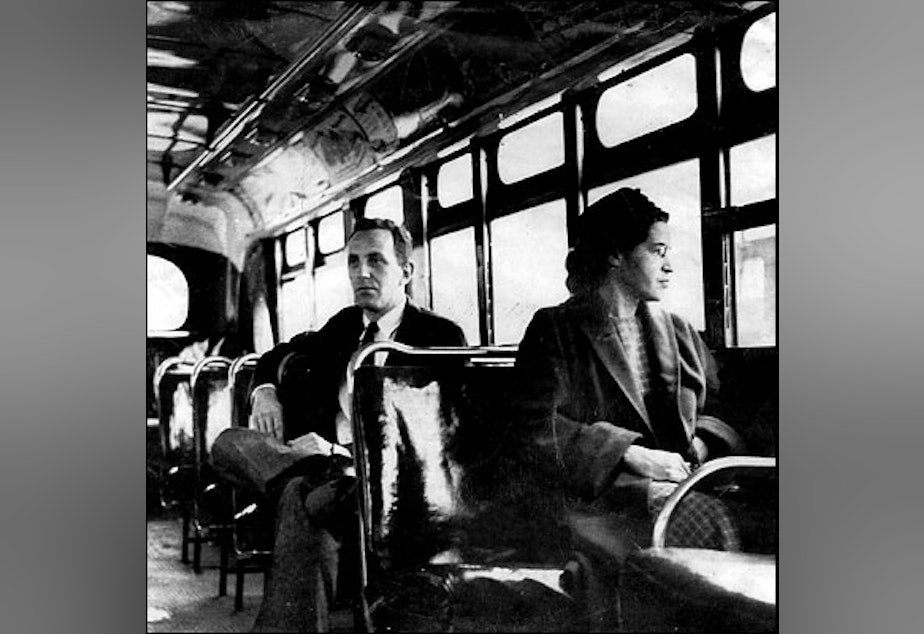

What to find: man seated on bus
left=246, top=217, right=466, bottom=632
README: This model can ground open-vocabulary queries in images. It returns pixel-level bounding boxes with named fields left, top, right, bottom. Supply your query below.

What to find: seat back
left=154, top=356, right=196, bottom=507
left=226, top=353, right=275, bottom=556
left=653, top=456, right=777, bottom=554
left=349, top=344, right=574, bottom=631
left=619, top=457, right=777, bottom=632
left=191, top=356, right=234, bottom=482
left=229, top=353, right=261, bottom=429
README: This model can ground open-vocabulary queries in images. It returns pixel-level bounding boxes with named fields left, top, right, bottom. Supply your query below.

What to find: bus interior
left=147, top=2, right=777, bottom=631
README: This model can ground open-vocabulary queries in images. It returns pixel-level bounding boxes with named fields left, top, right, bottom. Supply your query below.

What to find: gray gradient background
left=0, top=1, right=920, bottom=631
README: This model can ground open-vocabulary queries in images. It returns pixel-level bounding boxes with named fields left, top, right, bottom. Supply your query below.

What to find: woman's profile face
left=618, top=221, right=673, bottom=301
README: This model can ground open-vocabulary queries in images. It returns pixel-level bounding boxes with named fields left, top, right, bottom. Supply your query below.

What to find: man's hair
left=565, top=188, right=669, bottom=296
left=349, top=217, right=413, bottom=267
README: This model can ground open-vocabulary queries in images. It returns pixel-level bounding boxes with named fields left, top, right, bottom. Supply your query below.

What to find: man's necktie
left=359, top=321, right=379, bottom=365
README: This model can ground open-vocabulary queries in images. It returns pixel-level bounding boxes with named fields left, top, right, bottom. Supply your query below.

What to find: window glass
left=252, top=293, right=274, bottom=353
left=588, top=159, right=704, bottom=330
left=147, top=255, right=188, bottom=331
left=490, top=200, right=570, bottom=344
left=734, top=224, right=776, bottom=347
left=430, top=228, right=480, bottom=344
left=741, top=12, right=776, bottom=92
left=284, top=229, right=307, bottom=267
left=318, top=211, right=345, bottom=255
left=364, top=186, right=404, bottom=224
left=730, top=134, right=776, bottom=206
left=497, top=112, right=564, bottom=184
left=280, top=275, right=312, bottom=340
left=314, top=255, right=352, bottom=327
left=596, top=53, right=697, bottom=147
left=437, top=154, right=473, bottom=207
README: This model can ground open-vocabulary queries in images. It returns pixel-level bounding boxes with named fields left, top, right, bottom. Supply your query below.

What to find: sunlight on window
left=318, top=211, right=345, bottom=255
left=365, top=186, right=404, bottom=224
left=588, top=160, right=704, bottom=330
left=314, top=255, right=353, bottom=327
left=490, top=200, right=570, bottom=344
left=497, top=112, right=564, bottom=184
left=284, top=229, right=307, bottom=267
left=437, top=154, right=473, bottom=208
left=147, top=255, right=188, bottom=331
left=280, top=275, right=312, bottom=340
left=430, top=228, right=480, bottom=344
left=596, top=54, right=697, bottom=148
left=734, top=224, right=776, bottom=347
left=741, top=13, right=776, bottom=92
left=730, top=135, right=776, bottom=206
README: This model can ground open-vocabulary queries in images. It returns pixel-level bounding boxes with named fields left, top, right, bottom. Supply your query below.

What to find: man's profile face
left=347, top=228, right=413, bottom=317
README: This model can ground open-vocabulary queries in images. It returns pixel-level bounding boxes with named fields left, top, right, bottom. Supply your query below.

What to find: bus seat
left=217, top=348, right=318, bottom=610
left=187, top=356, right=234, bottom=576
left=222, top=353, right=275, bottom=610
left=153, top=356, right=196, bottom=561
left=618, top=457, right=777, bottom=632
left=349, top=343, right=579, bottom=632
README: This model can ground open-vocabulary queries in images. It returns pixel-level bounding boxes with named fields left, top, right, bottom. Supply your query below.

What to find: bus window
left=318, top=211, right=346, bottom=255
left=252, top=293, right=274, bottom=353
left=430, top=228, right=480, bottom=345
left=734, top=224, right=776, bottom=346
left=741, top=12, right=776, bottom=92
left=279, top=275, right=312, bottom=340
left=596, top=53, right=697, bottom=148
left=490, top=200, right=570, bottom=344
left=730, top=134, right=776, bottom=207
left=497, top=112, right=564, bottom=184
left=437, top=154, right=473, bottom=207
left=147, top=255, right=188, bottom=332
left=313, top=253, right=352, bottom=327
left=284, top=229, right=307, bottom=268
left=588, top=159, right=704, bottom=330
left=364, top=185, right=404, bottom=224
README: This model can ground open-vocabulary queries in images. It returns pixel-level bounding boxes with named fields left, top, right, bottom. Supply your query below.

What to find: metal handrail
left=229, top=353, right=261, bottom=386
left=651, top=456, right=776, bottom=549
left=166, top=3, right=373, bottom=191
left=153, top=356, right=194, bottom=402
left=190, top=356, right=234, bottom=393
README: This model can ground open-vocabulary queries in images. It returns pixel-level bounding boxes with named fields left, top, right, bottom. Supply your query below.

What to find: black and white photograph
left=146, top=2, right=778, bottom=631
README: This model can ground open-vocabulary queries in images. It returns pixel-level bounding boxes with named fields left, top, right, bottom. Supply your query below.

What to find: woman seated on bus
left=511, top=187, right=744, bottom=560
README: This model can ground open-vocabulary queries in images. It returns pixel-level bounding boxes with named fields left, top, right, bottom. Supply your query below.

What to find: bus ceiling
left=147, top=1, right=772, bottom=258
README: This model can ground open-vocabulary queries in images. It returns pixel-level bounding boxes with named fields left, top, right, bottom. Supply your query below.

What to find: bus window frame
left=580, top=40, right=704, bottom=193
left=481, top=105, right=570, bottom=221
left=716, top=6, right=777, bottom=146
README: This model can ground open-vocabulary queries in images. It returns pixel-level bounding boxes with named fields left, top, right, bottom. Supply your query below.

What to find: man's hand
left=249, top=387, right=284, bottom=440
left=623, top=445, right=692, bottom=483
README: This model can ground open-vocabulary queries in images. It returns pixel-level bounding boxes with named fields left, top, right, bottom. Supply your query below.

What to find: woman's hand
left=623, top=445, right=692, bottom=482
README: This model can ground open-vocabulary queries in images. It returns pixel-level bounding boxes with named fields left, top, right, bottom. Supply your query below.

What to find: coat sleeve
left=251, top=331, right=317, bottom=389
left=674, top=316, right=746, bottom=457
left=513, top=309, right=645, bottom=500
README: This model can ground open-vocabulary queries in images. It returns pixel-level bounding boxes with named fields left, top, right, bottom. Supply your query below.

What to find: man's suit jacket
left=253, top=301, right=467, bottom=441
left=513, top=296, right=741, bottom=510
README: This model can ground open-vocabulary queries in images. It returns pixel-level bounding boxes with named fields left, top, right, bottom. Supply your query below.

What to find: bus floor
left=147, top=512, right=354, bottom=632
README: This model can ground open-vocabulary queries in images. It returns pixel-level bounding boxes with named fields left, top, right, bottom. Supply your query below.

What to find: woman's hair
left=565, top=188, right=669, bottom=296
